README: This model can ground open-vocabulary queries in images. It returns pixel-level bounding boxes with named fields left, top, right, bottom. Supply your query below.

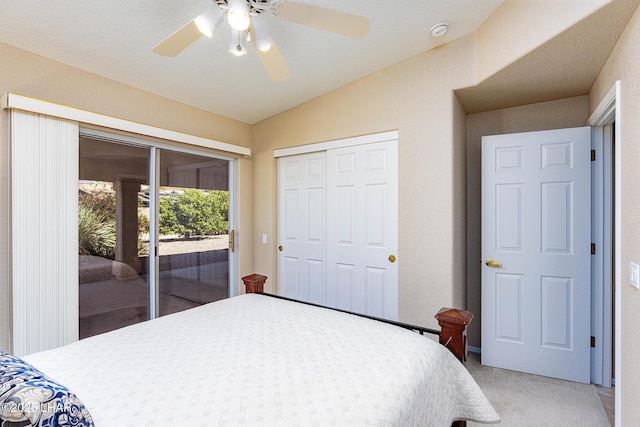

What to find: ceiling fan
left=152, top=0, right=370, bottom=81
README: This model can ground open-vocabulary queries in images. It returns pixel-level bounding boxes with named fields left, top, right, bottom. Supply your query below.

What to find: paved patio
left=79, top=248, right=228, bottom=339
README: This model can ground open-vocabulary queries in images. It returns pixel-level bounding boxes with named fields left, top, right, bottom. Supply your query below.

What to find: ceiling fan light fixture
left=195, top=5, right=224, bottom=37
left=251, top=17, right=273, bottom=52
left=229, top=29, right=248, bottom=56
left=227, top=0, right=251, bottom=32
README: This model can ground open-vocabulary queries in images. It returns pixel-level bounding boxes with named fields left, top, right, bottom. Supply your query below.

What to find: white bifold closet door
left=11, top=109, right=79, bottom=356
left=277, top=138, right=398, bottom=320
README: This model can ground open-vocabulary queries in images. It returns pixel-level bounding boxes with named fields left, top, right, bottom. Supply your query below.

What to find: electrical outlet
left=630, top=262, right=640, bottom=289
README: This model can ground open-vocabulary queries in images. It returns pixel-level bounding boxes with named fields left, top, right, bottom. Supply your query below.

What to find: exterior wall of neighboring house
left=464, top=95, right=591, bottom=348
left=589, top=4, right=640, bottom=423
left=0, top=41, right=254, bottom=352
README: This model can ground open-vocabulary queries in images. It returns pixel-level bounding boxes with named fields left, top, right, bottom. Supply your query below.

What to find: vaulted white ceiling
left=0, top=0, right=503, bottom=124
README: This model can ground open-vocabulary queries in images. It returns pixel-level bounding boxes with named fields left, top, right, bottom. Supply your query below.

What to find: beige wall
left=0, top=43, right=252, bottom=147
left=249, top=0, right=614, bottom=330
left=464, top=96, right=590, bottom=347
left=253, top=38, right=476, bottom=328
left=0, top=42, right=254, bottom=352
left=0, top=0, right=624, bottom=397
left=589, top=4, right=640, bottom=423
left=473, top=0, right=611, bottom=83
left=452, top=94, right=468, bottom=309
left=0, top=0, right=605, bottom=351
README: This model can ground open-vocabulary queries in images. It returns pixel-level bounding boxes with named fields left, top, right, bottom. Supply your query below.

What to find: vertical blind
left=4, top=93, right=247, bottom=355
left=11, top=109, right=79, bottom=356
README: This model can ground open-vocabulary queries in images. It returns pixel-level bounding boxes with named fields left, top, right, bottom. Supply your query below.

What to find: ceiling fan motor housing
left=214, top=0, right=273, bottom=16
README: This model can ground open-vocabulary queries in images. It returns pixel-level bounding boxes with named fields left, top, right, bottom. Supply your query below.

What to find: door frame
left=590, top=124, right=613, bottom=387
left=273, top=130, right=399, bottom=158
left=587, top=81, right=620, bottom=417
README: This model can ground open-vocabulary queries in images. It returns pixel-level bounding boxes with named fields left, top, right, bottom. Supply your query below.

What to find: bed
left=2, top=292, right=499, bottom=426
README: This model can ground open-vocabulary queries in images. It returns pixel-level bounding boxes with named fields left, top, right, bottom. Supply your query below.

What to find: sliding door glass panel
left=158, top=149, right=230, bottom=316
left=79, top=137, right=150, bottom=339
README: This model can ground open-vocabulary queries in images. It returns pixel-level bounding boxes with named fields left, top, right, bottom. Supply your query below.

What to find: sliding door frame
left=80, top=127, right=238, bottom=320
left=228, top=159, right=238, bottom=297
left=3, top=93, right=249, bottom=354
left=149, top=146, right=160, bottom=318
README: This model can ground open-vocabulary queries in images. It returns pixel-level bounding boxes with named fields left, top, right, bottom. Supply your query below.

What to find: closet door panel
left=277, top=153, right=326, bottom=304
left=276, top=137, right=398, bottom=321
left=327, top=140, right=398, bottom=320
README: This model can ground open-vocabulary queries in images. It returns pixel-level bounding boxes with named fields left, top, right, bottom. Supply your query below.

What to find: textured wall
left=473, top=0, right=611, bottom=83
left=252, top=35, right=478, bottom=329
left=249, top=0, right=615, bottom=330
left=589, top=3, right=640, bottom=423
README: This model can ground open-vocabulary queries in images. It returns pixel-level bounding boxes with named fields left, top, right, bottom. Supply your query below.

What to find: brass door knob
left=389, top=255, right=396, bottom=263
left=485, top=259, right=503, bottom=268
left=278, top=246, right=283, bottom=251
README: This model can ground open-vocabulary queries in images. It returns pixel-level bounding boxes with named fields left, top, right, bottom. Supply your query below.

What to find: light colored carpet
left=466, top=353, right=610, bottom=426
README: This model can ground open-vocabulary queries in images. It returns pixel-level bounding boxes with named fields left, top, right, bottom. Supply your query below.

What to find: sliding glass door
left=79, top=136, right=232, bottom=338
left=78, top=138, right=151, bottom=338
left=157, top=149, right=230, bottom=316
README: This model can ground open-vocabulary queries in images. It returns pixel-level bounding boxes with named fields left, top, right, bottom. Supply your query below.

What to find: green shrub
left=78, top=188, right=149, bottom=257
left=78, top=186, right=224, bottom=257
left=138, top=213, right=150, bottom=255
left=79, top=189, right=116, bottom=219
left=159, top=189, right=229, bottom=238
left=78, top=204, right=116, bottom=258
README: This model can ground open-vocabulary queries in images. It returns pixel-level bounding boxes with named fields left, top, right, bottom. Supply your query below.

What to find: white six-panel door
left=326, top=141, right=398, bottom=319
left=277, top=152, right=327, bottom=304
left=276, top=138, right=398, bottom=320
left=481, top=127, right=591, bottom=383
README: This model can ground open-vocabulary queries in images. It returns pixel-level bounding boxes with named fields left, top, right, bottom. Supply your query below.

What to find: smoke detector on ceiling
left=430, top=22, right=449, bottom=37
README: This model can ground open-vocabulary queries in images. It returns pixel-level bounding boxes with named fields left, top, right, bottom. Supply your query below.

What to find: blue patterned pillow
left=0, top=350, right=94, bottom=427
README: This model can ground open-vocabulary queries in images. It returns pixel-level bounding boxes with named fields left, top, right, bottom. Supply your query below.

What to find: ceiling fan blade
left=256, top=43, right=291, bottom=81
left=277, top=1, right=370, bottom=40
left=152, top=19, right=202, bottom=57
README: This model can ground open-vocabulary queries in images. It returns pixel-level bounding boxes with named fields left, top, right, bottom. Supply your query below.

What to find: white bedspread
left=24, top=294, right=499, bottom=426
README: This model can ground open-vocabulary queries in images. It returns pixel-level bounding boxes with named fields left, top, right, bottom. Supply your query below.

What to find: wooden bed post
left=242, top=273, right=267, bottom=294
left=435, top=308, right=473, bottom=427
left=435, top=307, right=473, bottom=365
